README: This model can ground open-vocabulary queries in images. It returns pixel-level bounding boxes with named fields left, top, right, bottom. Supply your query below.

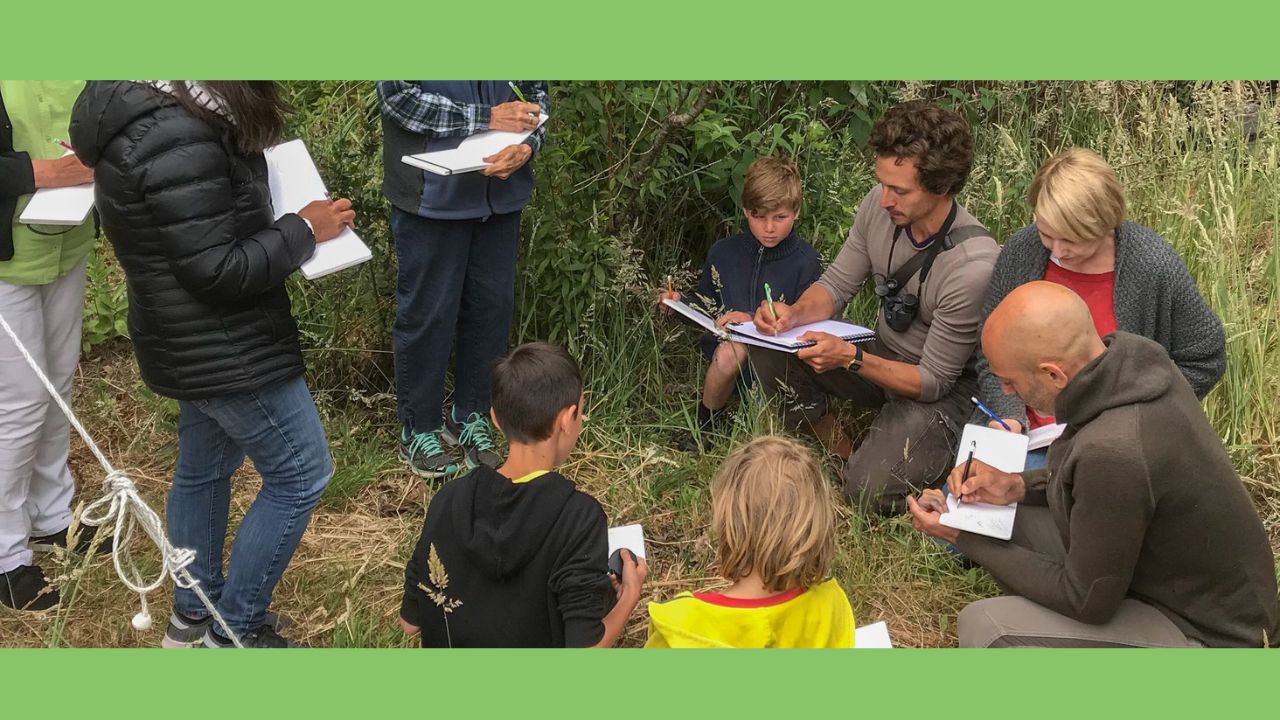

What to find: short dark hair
left=491, top=343, right=583, bottom=444
left=867, top=100, right=974, bottom=196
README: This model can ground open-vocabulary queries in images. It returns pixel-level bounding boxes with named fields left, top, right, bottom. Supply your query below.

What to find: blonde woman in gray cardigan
left=973, top=148, right=1226, bottom=445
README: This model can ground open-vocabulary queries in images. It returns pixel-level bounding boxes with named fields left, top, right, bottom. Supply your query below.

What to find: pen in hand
left=764, top=282, right=778, bottom=337
left=958, top=440, right=976, bottom=504
left=970, top=396, right=1012, bottom=432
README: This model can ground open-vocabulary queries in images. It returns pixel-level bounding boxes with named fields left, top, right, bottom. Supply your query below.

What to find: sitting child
left=644, top=435, right=855, bottom=647
left=400, top=342, right=648, bottom=647
left=658, top=156, right=823, bottom=452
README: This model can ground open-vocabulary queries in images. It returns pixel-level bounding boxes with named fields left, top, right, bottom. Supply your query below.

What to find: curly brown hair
left=867, top=100, right=973, bottom=196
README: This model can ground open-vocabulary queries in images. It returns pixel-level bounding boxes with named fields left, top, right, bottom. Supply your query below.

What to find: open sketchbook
left=1027, top=422, right=1066, bottom=451
left=401, top=113, right=549, bottom=176
left=662, top=298, right=875, bottom=352
left=264, top=139, right=372, bottom=280
left=938, top=424, right=1029, bottom=541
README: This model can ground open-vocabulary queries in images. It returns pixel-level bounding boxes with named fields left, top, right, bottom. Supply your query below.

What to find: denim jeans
left=391, top=207, right=520, bottom=432
left=167, top=375, right=331, bottom=634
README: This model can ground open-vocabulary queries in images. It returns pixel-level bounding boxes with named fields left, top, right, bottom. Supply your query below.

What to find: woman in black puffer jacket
left=70, top=81, right=355, bottom=648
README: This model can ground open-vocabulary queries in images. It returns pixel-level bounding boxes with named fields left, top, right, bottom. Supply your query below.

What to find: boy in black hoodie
left=659, top=156, right=823, bottom=452
left=399, top=343, right=648, bottom=647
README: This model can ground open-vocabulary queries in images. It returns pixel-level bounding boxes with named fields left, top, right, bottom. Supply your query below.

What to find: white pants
left=0, top=259, right=86, bottom=573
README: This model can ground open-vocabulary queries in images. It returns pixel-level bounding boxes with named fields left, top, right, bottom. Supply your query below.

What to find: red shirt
left=1026, top=260, right=1117, bottom=428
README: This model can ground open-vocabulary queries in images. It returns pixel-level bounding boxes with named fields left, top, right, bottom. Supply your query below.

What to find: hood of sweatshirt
left=1055, top=332, right=1176, bottom=427
left=69, top=81, right=177, bottom=169
left=443, top=465, right=580, bottom=581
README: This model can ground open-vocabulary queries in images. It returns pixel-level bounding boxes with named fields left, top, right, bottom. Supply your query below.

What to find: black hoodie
left=401, top=466, right=615, bottom=647
left=957, top=332, right=1279, bottom=647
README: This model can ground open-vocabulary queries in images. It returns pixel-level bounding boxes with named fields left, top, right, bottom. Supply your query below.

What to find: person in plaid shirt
left=378, top=81, right=549, bottom=480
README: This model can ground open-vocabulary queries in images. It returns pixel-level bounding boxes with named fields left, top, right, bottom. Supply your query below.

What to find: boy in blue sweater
left=659, top=156, right=823, bottom=452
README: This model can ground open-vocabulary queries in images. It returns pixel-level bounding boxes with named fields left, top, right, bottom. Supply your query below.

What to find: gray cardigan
left=973, top=221, right=1227, bottom=428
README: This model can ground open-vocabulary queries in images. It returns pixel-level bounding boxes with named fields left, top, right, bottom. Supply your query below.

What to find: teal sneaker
left=443, top=409, right=503, bottom=470
left=399, top=427, right=461, bottom=479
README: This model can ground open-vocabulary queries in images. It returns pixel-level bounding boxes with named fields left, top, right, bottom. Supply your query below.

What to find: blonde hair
left=1027, top=148, right=1126, bottom=243
left=741, top=156, right=803, bottom=214
left=711, top=436, right=836, bottom=593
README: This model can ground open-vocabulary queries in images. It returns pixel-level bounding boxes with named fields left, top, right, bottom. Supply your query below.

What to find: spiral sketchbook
left=661, top=298, right=874, bottom=352
left=938, top=424, right=1029, bottom=541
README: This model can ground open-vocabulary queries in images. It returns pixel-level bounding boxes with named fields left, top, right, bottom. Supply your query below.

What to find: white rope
left=0, top=309, right=242, bottom=647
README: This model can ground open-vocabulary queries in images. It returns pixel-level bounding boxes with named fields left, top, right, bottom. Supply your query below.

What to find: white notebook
left=1027, top=422, right=1066, bottom=451
left=607, top=523, right=646, bottom=559
left=854, top=621, right=894, bottom=648
left=661, top=298, right=875, bottom=353
left=938, top=424, right=1029, bottom=541
left=264, top=139, right=371, bottom=280
left=401, top=113, right=549, bottom=176
left=18, top=183, right=95, bottom=226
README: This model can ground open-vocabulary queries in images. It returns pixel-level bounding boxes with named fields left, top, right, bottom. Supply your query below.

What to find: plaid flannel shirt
left=376, top=81, right=550, bottom=155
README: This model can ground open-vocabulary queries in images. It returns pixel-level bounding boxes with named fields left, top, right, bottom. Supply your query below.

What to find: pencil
left=958, top=441, right=976, bottom=504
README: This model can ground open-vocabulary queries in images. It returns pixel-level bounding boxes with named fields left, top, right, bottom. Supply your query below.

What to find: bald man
left=908, top=282, right=1278, bottom=647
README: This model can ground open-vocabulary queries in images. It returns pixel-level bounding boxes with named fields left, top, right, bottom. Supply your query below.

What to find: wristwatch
left=846, top=343, right=864, bottom=372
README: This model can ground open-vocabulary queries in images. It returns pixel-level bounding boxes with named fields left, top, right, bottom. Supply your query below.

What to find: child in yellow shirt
left=644, top=435, right=855, bottom=647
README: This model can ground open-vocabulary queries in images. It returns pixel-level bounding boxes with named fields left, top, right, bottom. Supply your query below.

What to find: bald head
left=982, top=282, right=1106, bottom=415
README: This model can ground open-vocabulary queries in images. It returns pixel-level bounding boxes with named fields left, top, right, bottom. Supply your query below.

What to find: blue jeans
left=167, top=375, right=331, bottom=634
left=1024, top=448, right=1049, bottom=470
left=391, top=207, right=520, bottom=432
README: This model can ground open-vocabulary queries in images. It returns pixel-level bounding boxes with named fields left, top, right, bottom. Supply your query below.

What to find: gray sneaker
left=202, top=623, right=306, bottom=648
left=443, top=410, right=503, bottom=469
left=399, top=426, right=461, bottom=479
left=162, top=610, right=289, bottom=648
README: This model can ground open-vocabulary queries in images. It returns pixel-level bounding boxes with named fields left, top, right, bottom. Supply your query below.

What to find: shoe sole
left=441, top=422, right=499, bottom=470
left=398, top=447, right=458, bottom=479
left=161, top=635, right=202, bottom=648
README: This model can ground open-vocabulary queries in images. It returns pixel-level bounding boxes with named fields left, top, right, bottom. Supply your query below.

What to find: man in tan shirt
left=751, top=101, right=999, bottom=514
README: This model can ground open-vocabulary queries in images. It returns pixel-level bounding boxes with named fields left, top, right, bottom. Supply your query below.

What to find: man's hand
left=947, top=458, right=1025, bottom=506
left=481, top=143, right=533, bottom=179
left=753, top=299, right=797, bottom=335
left=795, top=332, right=857, bottom=373
left=907, top=491, right=960, bottom=544
left=298, top=198, right=356, bottom=242
left=32, top=155, right=93, bottom=189
left=715, top=310, right=753, bottom=328
left=488, top=101, right=543, bottom=132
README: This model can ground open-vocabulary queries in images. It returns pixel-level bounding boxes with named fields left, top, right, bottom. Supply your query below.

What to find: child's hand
left=658, top=289, right=680, bottom=316
left=754, top=299, right=796, bottom=335
left=399, top=617, right=421, bottom=636
left=617, top=549, right=648, bottom=600
left=715, top=310, right=753, bottom=328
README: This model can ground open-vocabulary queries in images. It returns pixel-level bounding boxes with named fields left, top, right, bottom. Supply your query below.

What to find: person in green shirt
left=0, top=80, right=99, bottom=612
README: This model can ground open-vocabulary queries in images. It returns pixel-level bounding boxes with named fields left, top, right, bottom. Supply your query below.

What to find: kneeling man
left=908, top=281, right=1278, bottom=647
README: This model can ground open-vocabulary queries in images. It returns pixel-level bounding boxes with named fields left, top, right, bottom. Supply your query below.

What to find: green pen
left=764, top=283, right=779, bottom=336
left=508, top=81, right=527, bottom=102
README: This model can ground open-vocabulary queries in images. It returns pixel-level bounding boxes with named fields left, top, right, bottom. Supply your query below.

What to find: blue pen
left=970, top=396, right=1013, bottom=432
